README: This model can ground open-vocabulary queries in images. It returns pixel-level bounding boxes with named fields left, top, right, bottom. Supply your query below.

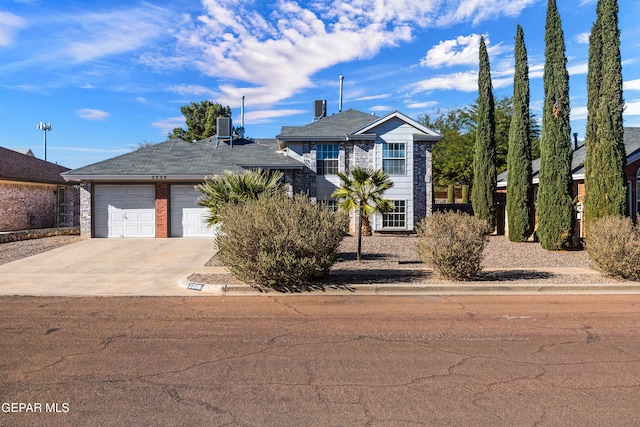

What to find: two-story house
left=62, top=106, right=441, bottom=238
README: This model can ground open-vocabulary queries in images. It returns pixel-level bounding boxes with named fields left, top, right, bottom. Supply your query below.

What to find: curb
left=180, top=277, right=640, bottom=296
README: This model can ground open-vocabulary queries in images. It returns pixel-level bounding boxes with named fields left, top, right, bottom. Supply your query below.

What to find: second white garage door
left=170, top=185, right=216, bottom=237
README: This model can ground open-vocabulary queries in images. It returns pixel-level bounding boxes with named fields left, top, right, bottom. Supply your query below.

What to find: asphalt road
left=1, top=295, right=639, bottom=426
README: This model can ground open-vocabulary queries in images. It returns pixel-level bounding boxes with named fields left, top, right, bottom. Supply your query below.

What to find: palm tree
left=332, top=167, right=394, bottom=261
left=196, top=169, right=284, bottom=226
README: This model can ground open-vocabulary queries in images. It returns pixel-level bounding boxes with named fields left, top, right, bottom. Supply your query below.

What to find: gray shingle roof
left=63, top=137, right=303, bottom=181
left=0, top=146, right=70, bottom=185
left=498, top=127, right=640, bottom=186
left=277, top=109, right=379, bottom=138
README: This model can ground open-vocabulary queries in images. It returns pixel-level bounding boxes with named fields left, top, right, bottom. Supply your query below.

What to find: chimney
left=573, top=132, right=579, bottom=151
left=313, top=100, right=326, bottom=121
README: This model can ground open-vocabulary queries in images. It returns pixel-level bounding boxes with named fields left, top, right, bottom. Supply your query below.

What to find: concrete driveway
left=0, top=238, right=216, bottom=296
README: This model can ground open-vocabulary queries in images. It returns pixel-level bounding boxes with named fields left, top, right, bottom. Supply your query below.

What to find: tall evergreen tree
left=584, top=0, right=627, bottom=225
left=506, top=25, right=534, bottom=242
left=537, top=0, right=574, bottom=250
left=472, top=36, right=497, bottom=230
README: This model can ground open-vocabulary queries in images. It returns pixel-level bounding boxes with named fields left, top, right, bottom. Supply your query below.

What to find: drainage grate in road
left=187, top=283, right=205, bottom=291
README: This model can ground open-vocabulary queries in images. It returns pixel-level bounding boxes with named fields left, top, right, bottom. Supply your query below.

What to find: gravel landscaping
left=191, top=234, right=616, bottom=288
left=0, top=235, right=82, bottom=266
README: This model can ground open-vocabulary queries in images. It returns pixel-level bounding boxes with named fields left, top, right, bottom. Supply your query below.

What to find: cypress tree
left=537, top=0, right=574, bottom=250
left=472, top=36, right=497, bottom=230
left=506, top=25, right=534, bottom=242
left=584, top=0, right=627, bottom=225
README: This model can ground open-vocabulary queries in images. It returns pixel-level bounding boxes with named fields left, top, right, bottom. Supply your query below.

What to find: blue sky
left=1, top=0, right=639, bottom=169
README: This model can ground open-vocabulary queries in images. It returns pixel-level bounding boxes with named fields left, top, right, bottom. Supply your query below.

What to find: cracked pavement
left=1, top=295, right=639, bottom=426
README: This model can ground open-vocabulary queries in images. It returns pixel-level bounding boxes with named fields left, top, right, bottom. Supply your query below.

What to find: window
left=316, top=144, right=339, bottom=175
left=383, top=142, right=405, bottom=175
left=320, top=199, right=339, bottom=211
left=383, top=200, right=406, bottom=228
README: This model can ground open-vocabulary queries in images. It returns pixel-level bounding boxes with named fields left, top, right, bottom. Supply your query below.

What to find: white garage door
left=94, top=185, right=156, bottom=238
left=170, top=185, right=216, bottom=237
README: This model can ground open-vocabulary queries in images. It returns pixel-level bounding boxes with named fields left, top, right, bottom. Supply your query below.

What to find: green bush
left=216, top=194, right=348, bottom=290
left=586, top=216, right=640, bottom=280
left=416, top=211, right=491, bottom=280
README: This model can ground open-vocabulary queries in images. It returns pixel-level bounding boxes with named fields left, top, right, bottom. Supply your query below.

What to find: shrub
left=216, top=194, right=349, bottom=290
left=416, top=211, right=491, bottom=280
left=586, top=215, right=640, bottom=280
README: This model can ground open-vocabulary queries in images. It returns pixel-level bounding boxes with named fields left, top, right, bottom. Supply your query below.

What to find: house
left=62, top=107, right=441, bottom=238
left=276, top=108, right=442, bottom=233
left=497, top=127, right=640, bottom=237
left=0, top=146, right=78, bottom=232
left=61, top=137, right=304, bottom=238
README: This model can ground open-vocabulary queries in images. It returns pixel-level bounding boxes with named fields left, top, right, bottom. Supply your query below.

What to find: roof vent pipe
left=241, top=96, right=245, bottom=129
left=573, top=132, right=579, bottom=151
left=339, top=75, right=344, bottom=113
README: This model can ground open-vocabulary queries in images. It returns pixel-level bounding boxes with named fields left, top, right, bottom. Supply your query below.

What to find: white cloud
left=77, top=108, right=110, bottom=121
left=151, top=0, right=540, bottom=109
left=579, top=0, right=597, bottom=5
left=624, top=79, right=640, bottom=91
left=568, top=62, right=588, bottom=76
left=625, top=100, right=640, bottom=116
left=571, top=105, right=588, bottom=120
left=166, top=84, right=218, bottom=99
left=0, top=11, right=26, bottom=46
left=410, top=71, right=479, bottom=93
left=422, top=34, right=480, bottom=68
left=152, top=116, right=185, bottom=135
left=244, top=109, right=307, bottom=124
left=575, top=32, right=590, bottom=44
left=406, top=101, right=439, bottom=109
left=369, top=105, right=394, bottom=112
left=355, top=94, right=391, bottom=101
left=61, top=6, right=172, bottom=63
left=437, top=0, right=538, bottom=26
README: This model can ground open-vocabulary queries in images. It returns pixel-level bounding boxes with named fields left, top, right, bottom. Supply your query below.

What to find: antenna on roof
left=339, top=75, right=344, bottom=113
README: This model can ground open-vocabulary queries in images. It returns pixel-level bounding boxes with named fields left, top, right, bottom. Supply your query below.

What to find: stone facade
left=0, top=181, right=78, bottom=232
left=412, top=142, right=435, bottom=225
left=79, top=181, right=92, bottom=238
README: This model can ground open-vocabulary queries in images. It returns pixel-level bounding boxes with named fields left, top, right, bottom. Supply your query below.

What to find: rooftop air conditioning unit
left=313, top=100, right=326, bottom=121
left=216, top=117, right=233, bottom=147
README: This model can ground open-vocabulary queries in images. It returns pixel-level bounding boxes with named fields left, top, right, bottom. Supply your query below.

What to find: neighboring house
left=277, top=108, right=442, bottom=233
left=62, top=107, right=441, bottom=238
left=497, top=127, right=640, bottom=238
left=0, top=146, right=78, bottom=232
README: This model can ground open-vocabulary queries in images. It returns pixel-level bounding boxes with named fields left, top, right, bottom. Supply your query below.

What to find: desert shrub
left=586, top=215, right=640, bottom=280
left=216, top=194, right=348, bottom=290
left=416, top=211, right=491, bottom=280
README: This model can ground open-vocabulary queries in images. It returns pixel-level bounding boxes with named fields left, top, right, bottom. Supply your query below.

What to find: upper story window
left=317, top=144, right=339, bottom=175
left=383, top=142, right=405, bottom=175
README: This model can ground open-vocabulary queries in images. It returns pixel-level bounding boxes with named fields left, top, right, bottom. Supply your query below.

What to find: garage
left=94, top=185, right=155, bottom=238
left=170, top=185, right=216, bottom=237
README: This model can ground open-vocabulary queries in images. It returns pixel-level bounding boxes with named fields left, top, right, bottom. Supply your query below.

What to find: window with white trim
left=316, top=144, right=339, bottom=175
left=383, top=200, right=406, bottom=228
left=382, top=142, right=405, bottom=175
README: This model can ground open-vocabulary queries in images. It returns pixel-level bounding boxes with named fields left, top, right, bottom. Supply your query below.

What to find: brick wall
left=155, top=182, right=168, bottom=238
left=0, top=181, right=58, bottom=231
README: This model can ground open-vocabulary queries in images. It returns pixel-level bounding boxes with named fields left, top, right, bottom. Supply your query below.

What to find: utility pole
left=37, top=122, right=52, bottom=161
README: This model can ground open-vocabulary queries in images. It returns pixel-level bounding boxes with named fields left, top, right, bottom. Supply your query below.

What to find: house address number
left=152, top=175, right=167, bottom=180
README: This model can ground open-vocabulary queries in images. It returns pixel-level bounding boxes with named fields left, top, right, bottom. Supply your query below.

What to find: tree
left=537, top=0, right=574, bottom=250
left=472, top=36, right=497, bottom=230
left=332, top=167, right=394, bottom=262
left=584, top=0, right=627, bottom=226
left=419, top=97, right=540, bottom=189
left=506, top=25, right=535, bottom=242
left=195, top=169, right=285, bottom=226
left=168, top=101, right=232, bottom=142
